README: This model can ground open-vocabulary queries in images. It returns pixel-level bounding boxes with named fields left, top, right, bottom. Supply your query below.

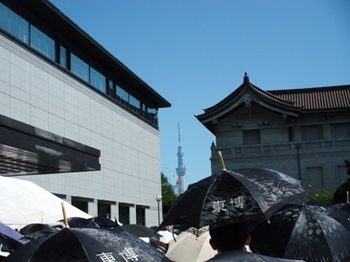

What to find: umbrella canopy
left=65, top=217, right=100, bottom=228
left=166, top=226, right=217, bottom=262
left=207, top=250, right=305, bottom=261
left=91, top=216, right=120, bottom=228
left=160, top=168, right=306, bottom=230
left=327, top=202, right=350, bottom=231
left=0, top=224, right=27, bottom=245
left=0, top=176, right=91, bottom=229
left=4, top=227, right=168, bottom=261
left=18, top=223, right=58, bottom=242
left=250, top=203, right=350, bottom=262
left=0, top=224, right=27, bottom=257
left=19, top=223, right=57, bottom=236
left=157, top=230, right=178, bottom=244
left=119, top=224, right=158, bottom=238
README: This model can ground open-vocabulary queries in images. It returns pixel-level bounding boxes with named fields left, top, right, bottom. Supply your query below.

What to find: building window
left=129, top=95, right=140, bottom=113
left=136, top=207, right=146, bottom=225
left=306, top=167, right=324, bottom=191
left=119, top=206, right=130, bottom=225
left=337, top=165, right=347, bottom=186
left=72, top=199, right=88, bottom=213
left=98, top=201, right=111, bottom=218
left=288, top=127, right=294, bottom=142
left=147, top=108, right=158, bottom=126
left=243, top=129, right=260, bottom=145
left=333, top=123, right=350, bottom=139
left=30, top=25, right=55, bottom=60
left=0, top=2, right=159, bottom=129
left=59, top=45, right=67, bottom=68
left=303, top=125, right=321, bottom=141
left=116, top=86, right=129, bottom=105
left=71, top=53, right=89, bottom=82
left=90, top=66, right=106, bottom=93
left=0, top=3, right=29, bottom=43
left=108, top=80, right=115, bottom=98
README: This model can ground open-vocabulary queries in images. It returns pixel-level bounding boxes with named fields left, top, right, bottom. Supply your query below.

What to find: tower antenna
left=176, top=122, right=186, bottom=195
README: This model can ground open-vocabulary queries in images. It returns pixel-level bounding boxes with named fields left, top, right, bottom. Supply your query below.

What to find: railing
left=215, top=138, right=350, bottom=156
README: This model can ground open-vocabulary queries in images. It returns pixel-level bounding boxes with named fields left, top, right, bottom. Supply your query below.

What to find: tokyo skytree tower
left=175, top=122, right=186, bottom=195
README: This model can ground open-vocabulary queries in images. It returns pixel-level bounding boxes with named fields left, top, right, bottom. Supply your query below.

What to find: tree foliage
left=333, top=158, right=350, bottom=203
left=161, top=172, right=178, bottom=214
left=310, top=188, right=334, bottom=206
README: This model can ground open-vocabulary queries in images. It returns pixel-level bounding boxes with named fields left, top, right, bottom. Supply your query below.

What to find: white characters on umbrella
left=118, top=247, right=139, bottom=261
left=211, top=196, right=245, bottom=213
left=96, top=252, right=116, bottom=261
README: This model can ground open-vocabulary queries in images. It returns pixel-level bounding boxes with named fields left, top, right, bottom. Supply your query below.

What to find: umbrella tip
left=218, top=151, right=226, bottom=171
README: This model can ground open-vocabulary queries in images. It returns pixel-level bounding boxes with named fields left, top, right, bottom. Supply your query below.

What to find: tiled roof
left=269, top=85, right=350, bottom=111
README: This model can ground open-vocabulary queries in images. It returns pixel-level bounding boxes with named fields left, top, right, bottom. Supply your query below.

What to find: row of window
left=243, top=123, right=350, bottom=145
left=71, top=198, right=146, bottom=226
left=0, top=2, right=158, bottom=128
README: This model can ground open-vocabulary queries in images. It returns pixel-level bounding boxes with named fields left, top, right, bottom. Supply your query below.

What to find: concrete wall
left=0, top=34, right=162, bottom=226
left=210, top=104, right=350, bottom=193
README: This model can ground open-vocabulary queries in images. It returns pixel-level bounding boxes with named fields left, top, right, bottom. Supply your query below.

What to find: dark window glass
left=288, top=127, right=294, bottom=142
left=116, top=86, right=129, bottom=104
left=108, top=80, right=114, bottom=97
left=136, top=207, right=145, bottom=225
left=147, top=108, right=158, bottom=126
left=243, top=129, right=260, bottom=145
left=119, top=206, right=130, bottom=225
left=71, top=53, right=89, bottom=82
left=0, top=3, right=10, bottom=32
left=90, top=67, right=106, bottom=92
left=98, top=202, right=111, bottom=218
left=141, top=104, right=147, bottom=117
left=129, top=95, right=140, bottom=112
left=72, top=200, right=88, bottom=213
left=333, top=123, right=350, bottom=139
left=303, top=125, right=321, bottom=141
left=30, top=25, right=55, bottom=60
left=60, top=45, right=67, bottom=68
left=0, top=3, right=29, bottom=43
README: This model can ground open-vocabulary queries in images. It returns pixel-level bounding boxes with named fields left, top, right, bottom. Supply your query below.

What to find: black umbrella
left=250, top=203, right=350, bottom=262
left=4, top=227, right=169, bottom=261
left=65, top=216, right=120, bottom=228
left=119, top=224, right=158, bottom=238
left=327, top=202, right=350, bottom=231
left=65, top=217, right=100, bottom=228
left=160, top=168, right=306, bottom=230
left=19, top=223, right=58, bottom=242
left=91, top=216, right=120, bottom=228
left=19, top=223, right=57, bottom=235
left=208, top=250, right=305, bottom=261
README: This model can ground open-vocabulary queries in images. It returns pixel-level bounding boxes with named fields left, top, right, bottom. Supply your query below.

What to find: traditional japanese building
left=0, top=0, right=170, bottom=226
left=196, top=73, right=350, bottom=193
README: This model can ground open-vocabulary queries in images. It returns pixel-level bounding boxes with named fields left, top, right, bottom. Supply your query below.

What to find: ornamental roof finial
left=244, top=72, right=250, bottom=84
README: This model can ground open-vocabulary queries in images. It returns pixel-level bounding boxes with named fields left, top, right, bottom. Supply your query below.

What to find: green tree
left=333, top=158, right=350, bottom=203
left=161, top=172, right=178, bottom=215
left=310, top=188, right=334, bottom=206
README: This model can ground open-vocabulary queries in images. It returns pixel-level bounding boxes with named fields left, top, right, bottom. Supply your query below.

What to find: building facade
left=0, top=0, right=170, bottom=226
left=196, top=73, right=350, bottom=193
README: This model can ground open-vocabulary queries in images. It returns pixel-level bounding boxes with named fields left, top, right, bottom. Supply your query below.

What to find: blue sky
left=50, top=0, right=350, bottom=189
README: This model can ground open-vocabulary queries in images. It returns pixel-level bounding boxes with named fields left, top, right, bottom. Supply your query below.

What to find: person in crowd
left=207, top=222, right=304, bottom=261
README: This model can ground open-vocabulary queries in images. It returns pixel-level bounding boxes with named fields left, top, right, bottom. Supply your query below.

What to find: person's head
left=209, top=222, right=250, bottom=253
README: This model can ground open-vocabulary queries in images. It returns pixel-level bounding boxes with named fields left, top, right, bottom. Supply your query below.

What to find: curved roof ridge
left=248, top=82, right=298, bottom=107
left=201, top=73, right=302, bottom=115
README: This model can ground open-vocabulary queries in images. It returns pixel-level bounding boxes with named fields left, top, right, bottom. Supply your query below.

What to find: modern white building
left=196, top=73, right=350, bottom=193
left=0, top=0, right=170, bottom=226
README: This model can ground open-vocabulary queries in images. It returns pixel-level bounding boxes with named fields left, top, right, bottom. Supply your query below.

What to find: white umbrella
left=166, top=226, right=217, bottom=262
